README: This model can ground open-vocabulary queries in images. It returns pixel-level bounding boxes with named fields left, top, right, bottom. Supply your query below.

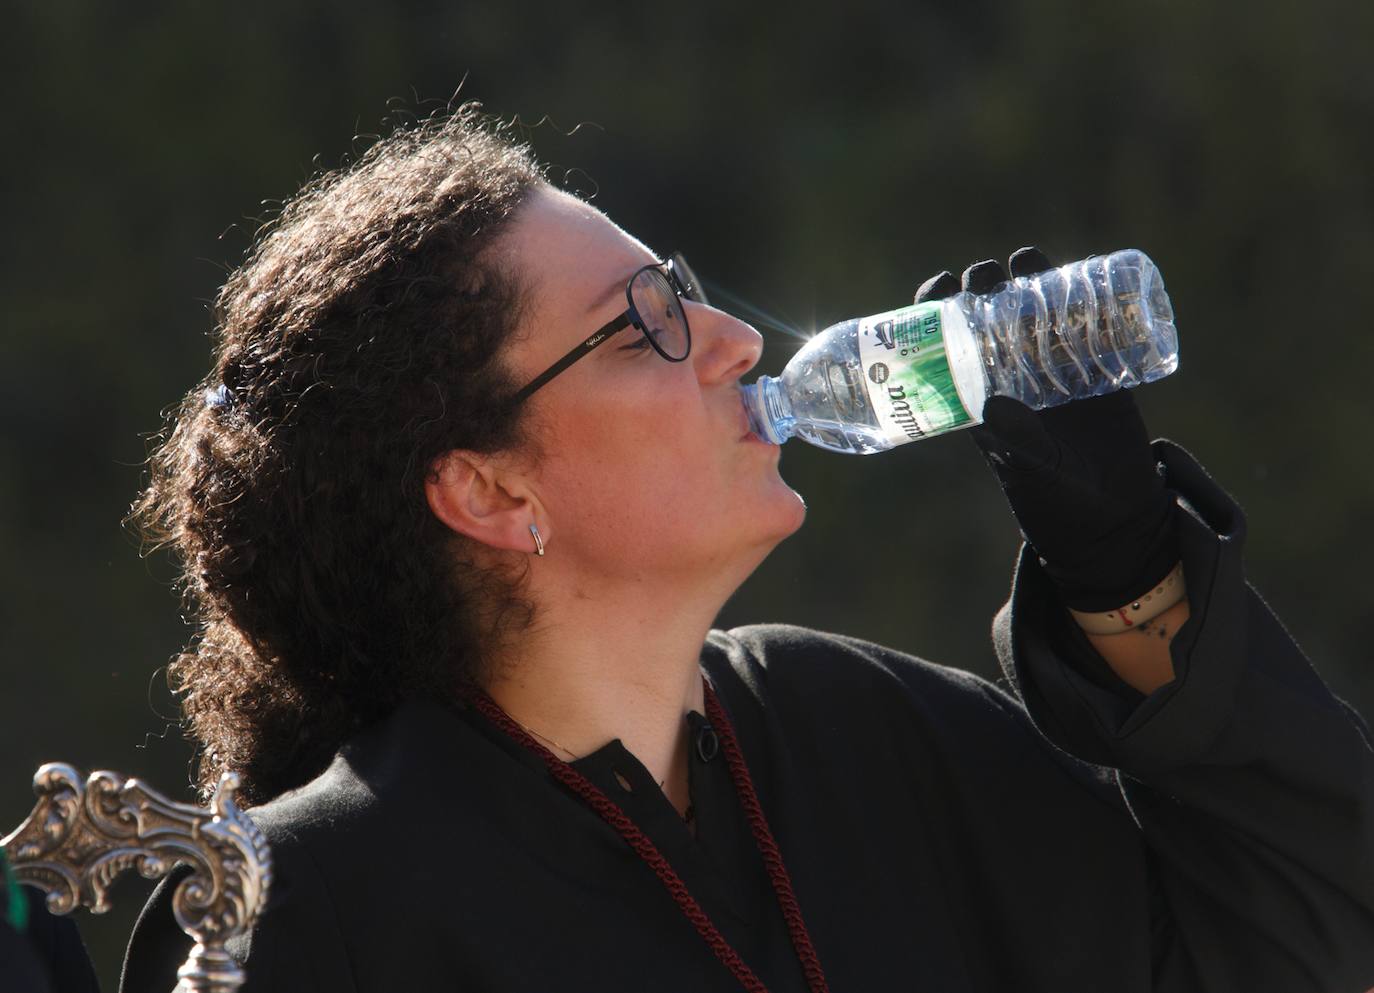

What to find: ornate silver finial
left=1, top=764, right=272, bottom=993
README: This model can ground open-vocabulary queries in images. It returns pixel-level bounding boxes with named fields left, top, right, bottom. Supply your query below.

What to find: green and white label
left=856, top=301, right=977, bottom=445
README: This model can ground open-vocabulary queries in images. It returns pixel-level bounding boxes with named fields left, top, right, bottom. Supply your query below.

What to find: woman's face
left=498, top=185, right=806, bottom=588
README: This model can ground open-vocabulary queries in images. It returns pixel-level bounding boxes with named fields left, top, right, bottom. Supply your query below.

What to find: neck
left=483, top=592, right=716, bottom=817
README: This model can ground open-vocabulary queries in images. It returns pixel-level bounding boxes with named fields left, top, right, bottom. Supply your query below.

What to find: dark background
left=5, top=3, right=1372, bottom=988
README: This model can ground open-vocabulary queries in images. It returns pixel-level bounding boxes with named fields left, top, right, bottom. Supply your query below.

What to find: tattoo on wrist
left=1135, top=620, right=1169, bottom=640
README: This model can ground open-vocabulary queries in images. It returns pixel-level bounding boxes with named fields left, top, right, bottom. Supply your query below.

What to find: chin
left=757, top=482, right=808, bottom=543
left=781, top=488, right=808, bottom=535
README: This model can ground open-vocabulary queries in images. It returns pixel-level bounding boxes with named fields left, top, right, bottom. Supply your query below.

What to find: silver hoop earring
left=529, top=524, right=545, bottom=557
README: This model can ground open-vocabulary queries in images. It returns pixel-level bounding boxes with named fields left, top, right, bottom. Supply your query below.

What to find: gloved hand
left=915, top=247, right=1180, bottom=612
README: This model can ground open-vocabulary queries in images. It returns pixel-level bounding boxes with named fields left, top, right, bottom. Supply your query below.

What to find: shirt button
left=695, top=724, right=719, bottom=763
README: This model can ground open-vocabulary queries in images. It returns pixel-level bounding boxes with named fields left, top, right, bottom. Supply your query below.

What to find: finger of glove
left=1008, top=246, right=1052, bottom=278
left=914, top=270, right=960, bottom=303
left=961, top=259, right=1008, bottom=295
left=969, top=395, right=1059, bottom=473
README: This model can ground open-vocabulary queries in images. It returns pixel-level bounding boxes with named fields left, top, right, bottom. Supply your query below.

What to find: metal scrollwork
left=1, top=763, right=272, bottom=993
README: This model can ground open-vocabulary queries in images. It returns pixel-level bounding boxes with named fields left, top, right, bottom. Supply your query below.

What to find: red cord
left=466, top=680, right=830, bottom=993
left=704, top=685, right=831, bottom=993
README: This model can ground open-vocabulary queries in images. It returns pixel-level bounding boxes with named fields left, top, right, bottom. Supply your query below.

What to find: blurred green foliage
left=4, top=2, right=1372, bottom=987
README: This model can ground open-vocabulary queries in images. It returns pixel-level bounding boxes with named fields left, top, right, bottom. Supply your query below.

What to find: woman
left=120, top=105, right=1374, bottom=992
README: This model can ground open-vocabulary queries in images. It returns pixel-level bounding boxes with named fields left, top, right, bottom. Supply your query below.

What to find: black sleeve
left=118, top=870, right=192, bottom=993
left=993, top=439, right=1374, bottom=993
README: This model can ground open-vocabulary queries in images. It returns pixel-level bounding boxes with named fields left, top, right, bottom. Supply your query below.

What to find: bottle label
left=856, top=301, right=975, bottom=444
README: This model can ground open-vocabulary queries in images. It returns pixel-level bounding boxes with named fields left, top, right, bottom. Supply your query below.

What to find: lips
left=733, top=396, right=773, bottom=444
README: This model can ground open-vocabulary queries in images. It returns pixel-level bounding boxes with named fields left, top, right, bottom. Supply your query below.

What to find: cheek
left=540, top=394, right=728, bottom=537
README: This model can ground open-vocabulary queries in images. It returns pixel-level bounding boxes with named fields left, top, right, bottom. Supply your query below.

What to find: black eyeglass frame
left=512, top=254, right=704, bottom=403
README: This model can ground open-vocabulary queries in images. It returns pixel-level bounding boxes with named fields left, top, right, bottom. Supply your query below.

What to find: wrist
left=1068, top=561, right=1186, bottom=635
left=1039, top=497, right=1181, bottom=612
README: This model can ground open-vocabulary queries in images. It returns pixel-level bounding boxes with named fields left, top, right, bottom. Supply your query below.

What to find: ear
left=424, top=451, right=545, bottom=556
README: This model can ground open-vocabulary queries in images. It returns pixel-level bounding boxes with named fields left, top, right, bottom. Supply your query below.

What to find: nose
left=690, top=303, right=764, bottom=385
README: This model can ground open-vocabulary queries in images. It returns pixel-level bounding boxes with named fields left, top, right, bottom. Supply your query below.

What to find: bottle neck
left=742, top=376, right=796, bottom=444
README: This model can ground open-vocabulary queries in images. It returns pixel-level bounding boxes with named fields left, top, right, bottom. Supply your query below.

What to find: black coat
left=121, top=444, right=1374, bottom=992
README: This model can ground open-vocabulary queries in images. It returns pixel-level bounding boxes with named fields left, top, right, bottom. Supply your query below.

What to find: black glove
left=915, top=247, right=1180, bottom=612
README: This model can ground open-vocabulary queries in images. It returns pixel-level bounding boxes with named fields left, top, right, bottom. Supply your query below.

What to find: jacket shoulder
left=705, top=621, right=1011, bottom=706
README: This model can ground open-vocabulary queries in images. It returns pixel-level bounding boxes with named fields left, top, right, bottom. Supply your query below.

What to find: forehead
left=495, top=186, right=662, bottom=382
left=500, top=185, right=655, bottom=309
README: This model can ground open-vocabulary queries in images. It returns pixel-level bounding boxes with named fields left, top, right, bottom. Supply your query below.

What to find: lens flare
left=703, top=280, right=811, bottom=341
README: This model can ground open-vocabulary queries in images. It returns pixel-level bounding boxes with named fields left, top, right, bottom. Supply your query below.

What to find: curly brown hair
left=132, top=103, right=547, bottom=805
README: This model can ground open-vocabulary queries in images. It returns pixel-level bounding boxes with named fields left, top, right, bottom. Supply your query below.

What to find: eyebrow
left=585, top=276, right=626, bottom=316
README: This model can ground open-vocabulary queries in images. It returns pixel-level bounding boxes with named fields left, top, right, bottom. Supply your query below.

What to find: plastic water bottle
left=740, top=249, right=1178, bottom=455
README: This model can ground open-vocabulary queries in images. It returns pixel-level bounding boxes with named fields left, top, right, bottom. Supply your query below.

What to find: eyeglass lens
left=629, top=267, right=691, bottom=360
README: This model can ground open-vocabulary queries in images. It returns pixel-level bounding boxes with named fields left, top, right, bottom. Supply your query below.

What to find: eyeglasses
left=513, top=253, right=708, bottom=402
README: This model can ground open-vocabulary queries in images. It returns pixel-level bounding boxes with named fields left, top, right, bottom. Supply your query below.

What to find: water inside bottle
left=767, top=321, right=897, bottom=454
left=792, top=415, right=894, bottom=455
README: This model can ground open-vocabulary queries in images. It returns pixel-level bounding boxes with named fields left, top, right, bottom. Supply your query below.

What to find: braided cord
left=466, top=689, right=771, bottom=992
left=467, top=682, right=831, bottom=993
left=704, top=684, right=831, bottom=993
